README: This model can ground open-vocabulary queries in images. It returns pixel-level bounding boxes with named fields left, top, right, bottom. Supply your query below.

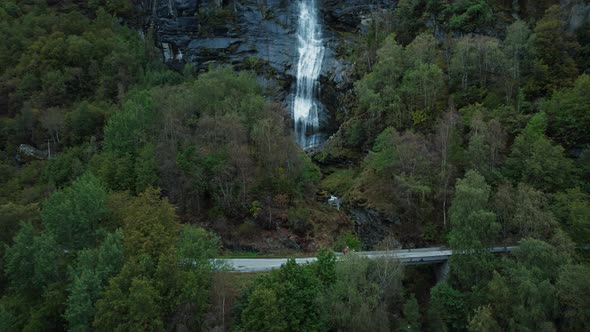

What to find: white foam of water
left=293, top=0, right=325, bottom=148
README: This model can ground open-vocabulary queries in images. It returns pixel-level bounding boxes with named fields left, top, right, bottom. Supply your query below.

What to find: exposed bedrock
left=141, top=0, right=396, bottom=127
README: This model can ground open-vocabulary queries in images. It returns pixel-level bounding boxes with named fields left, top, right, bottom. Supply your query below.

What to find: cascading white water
left=293, top=0, right=325, bottom=148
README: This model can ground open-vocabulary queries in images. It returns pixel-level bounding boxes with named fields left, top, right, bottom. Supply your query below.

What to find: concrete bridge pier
left=434, top=260, right=450, bottom=283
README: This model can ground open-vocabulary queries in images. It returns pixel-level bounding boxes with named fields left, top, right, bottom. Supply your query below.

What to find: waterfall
left=293, top=0, right=325, bottom=148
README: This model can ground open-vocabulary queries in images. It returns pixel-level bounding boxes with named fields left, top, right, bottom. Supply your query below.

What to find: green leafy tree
left=65, top=231, right=124, bottom=331
left=556, top=264, right=590, bottom=331
left=238, top=288, right=286, bottom=332
left=236, top=259, right=327, bottom=332
left=406, top=32, right=439, bottom=66
left=513, top=238, right=571, bottom=281
left=448, top=171, right=499, bottom=288
left=41, top=173, right=108, bottom=250
left=90, top=152, right=135, bottom=192
left=355, top=34, right=408, bottom=131
left=398, top=294, right=421, bottom=332
left=0, top=203, right=40, bottom=292
left=493, top=182, right=557, bottom=240
left=313, top=248, right=336, bottom=286
left=93, top=256, right=156, bottom=331
left=511, top=184, right=556, bottom=239
left=485, top=272, right=512, bottom=328
left=22, top=282, right=68, bottom=332
left=134, top=143, right=158, bottom=194
left=103, top=91, right=156, bottom=156
left=400, top=63, right=444, bottom=125
left=328, top=255, right=391, bottom=332
left=127, top=278, right=165, bottom=332
left=277, top=260, right=326, bottom=331
left=552, top=188, right=590, bottom=244
left=0, top=303, right=15, bottom=331
left=392, top=0, right=424, bottom=45
left=4, top=222, right=37, bottom=293
left=64, top=101, right=110, bottom=146
left=447, top=0, right=493, bottom=32
left=89, top=0, right=133, bottom=16
left=352, top=128, right=435, bottom=223
left=177, top=225, right=220, bottom=264
left=428, top=283, right=467, bottom=332
left=465, top=115, right=506, bottom=182
left=93, top=225, right=219, bottom=331
left=4, top=223, right=64, bottom=294
left=155, top=226, right=221, bottom=331
left=502, top=20, right=533, bottom=103
left=120, top=187, right=179, bottom=258
left=326, top=251, right=403, bottom=332
left=504, top=113, right=575, bottom=192
left=468, top=305, right=499, bottom=332
left=545, top=75, right=590, bottom=148
left=533, top=5, right=580, bottom=93
left=65, top=262, right=101, bottom=332
left=485, top=239, right=569, bottom=331
left=333, top=232, right=362, bottom=252
left=41, top=146, right=88, bottom=188
left=154, top=251, right=210, bottom=331
left=450, top=35, right=505, bottom=93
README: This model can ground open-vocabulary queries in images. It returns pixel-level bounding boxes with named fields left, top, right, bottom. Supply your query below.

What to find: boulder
left=16, top=144, right=47, bottom=163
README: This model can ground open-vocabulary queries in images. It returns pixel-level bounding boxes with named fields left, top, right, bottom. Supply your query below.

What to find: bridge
left=223, top=246, right=516, bottom=273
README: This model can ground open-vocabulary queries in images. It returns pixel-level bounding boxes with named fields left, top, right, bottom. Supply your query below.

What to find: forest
left=0, top=0, right=589, bottom=331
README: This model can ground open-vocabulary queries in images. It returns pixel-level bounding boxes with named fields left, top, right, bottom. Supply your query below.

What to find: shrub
left=333, top=232, right=362, bottom=251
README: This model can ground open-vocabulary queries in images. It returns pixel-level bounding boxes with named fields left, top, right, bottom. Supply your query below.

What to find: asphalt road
left=223, top=247, right=515, bottom=272
left=225, top=257, right=319, bottom=273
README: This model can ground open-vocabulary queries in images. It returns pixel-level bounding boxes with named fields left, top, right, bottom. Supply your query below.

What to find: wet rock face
left=150, top=0, right=394, bottom=76
left=321, top=0, right=393, bottom=33
left=146, top=0, right=396, bottom=127
left=154, top=0, right=298, bottom=77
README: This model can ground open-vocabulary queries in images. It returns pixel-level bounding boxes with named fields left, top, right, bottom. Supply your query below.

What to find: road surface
left=222, top=246, right=516, bottom=273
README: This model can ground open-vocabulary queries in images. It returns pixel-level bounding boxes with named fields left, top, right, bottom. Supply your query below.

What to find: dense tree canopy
left=1, top=0, right=589, bottom=331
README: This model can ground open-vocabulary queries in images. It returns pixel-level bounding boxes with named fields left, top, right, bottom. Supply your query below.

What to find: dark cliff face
left=155, top=1, right=297, bottom=78
left=140, top=0, right=397, bottom=139
left=145, top=0, right=395, bottom=110
left=321, top=0, right=392, bottom=32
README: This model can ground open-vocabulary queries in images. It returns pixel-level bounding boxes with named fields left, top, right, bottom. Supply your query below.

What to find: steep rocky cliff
left=149, top=1, right=392, bottom=71
left=139, top=0, right=395, bottom=129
